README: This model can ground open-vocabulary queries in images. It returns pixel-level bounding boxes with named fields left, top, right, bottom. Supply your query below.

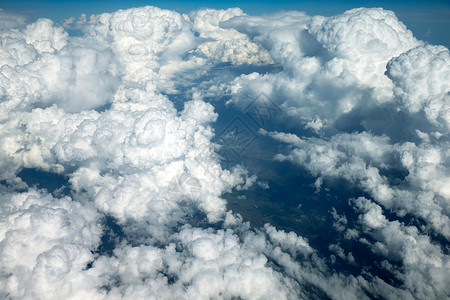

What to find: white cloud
left=224, top=7, right=421, bottom=128
left=386, top=44, right=450, bottom=128
left=0, top=9, right=27, bottom=31
left=0, top=18, right=118, bottom=113
left=269, top=131, right=450, bottom=238
left=83, top=6, right=195, bottom=87
left=24, top=18, right=68, bottom=53
left=264, top=223, right=313, bottom=257
left=351, top=197, right=450, bottom=299
left=0, top=189, right=102, bottom=299
left=188, top=8, right=273, bottom=66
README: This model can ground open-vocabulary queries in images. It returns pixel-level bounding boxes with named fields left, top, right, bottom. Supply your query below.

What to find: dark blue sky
left=2, top=0, right=450, bottom=47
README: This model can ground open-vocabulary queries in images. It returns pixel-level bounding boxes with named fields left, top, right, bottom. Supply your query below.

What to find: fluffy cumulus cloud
left=223, top=7, right=424, bottom=128
left=386, top=45, right=450, bottom=128
left=0, top=189, right=102, bottom=299
left=266, top=131, right=450, bottom=237
left=351, top=197, right=450, bottom=299
left=0, top=17, right=119, bottom=113
left=83, top=6, right=195, bottom=86
left=0, top=4, right=449, bottom=300
left=188, top=8, right=273, bottom=66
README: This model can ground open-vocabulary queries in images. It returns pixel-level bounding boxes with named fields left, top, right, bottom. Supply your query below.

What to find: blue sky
left=2, top=0, right=450, bottom=47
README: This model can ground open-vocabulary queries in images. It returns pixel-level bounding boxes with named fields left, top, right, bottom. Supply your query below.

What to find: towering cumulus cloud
left=0, top=5, right=449, bottom=300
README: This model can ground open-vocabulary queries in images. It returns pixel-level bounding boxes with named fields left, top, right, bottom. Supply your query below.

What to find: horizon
left=2, top=0, right=450, bottom=48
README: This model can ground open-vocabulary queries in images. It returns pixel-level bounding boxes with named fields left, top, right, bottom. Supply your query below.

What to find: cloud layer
left=0, top=5, right=449, bottom=300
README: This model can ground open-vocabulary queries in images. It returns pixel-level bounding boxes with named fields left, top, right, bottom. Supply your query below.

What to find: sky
left=0, top=1, right=449, bottom=300
left=2, top=0, right=450, bottom=47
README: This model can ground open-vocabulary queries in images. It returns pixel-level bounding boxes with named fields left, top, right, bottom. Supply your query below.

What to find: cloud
left=83, top=6, right=195, bottom=87
left=350, top=197, right=450, bottom=299
left=0, top=189, right=101, bottom=299
left=386, top=44, right=450, bottom=128
left=24, top=18, right=68, bottom=53
left=0, top=8, right=261, bottom=298
left=224, top=7, right=422, bottom=130
left=0, top=17, right=118, bottom=113
left=188, top=8, right=273, bottom=66
left=0, top=9, right=27, bottom=31
left=269, top=131, right=450, bottom=238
